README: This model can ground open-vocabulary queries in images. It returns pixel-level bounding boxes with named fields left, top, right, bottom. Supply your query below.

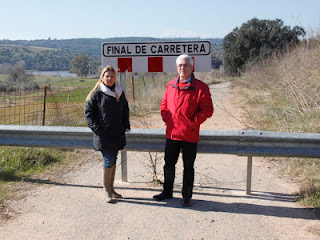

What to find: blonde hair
left=86, top=65, right=117, bottom=101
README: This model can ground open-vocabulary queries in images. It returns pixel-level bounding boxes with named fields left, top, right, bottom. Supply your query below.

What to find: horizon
left=0, top=36, right=224, bottom=41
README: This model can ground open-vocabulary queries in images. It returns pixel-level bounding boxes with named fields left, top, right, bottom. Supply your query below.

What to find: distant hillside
left=0, top=45, right=77, bottom=71
left=0, top=37, right=223, bottom=71
left=0, top=37, right=223, bottom=57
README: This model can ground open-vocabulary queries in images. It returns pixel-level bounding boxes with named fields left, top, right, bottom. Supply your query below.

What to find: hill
left=0, top=37, right=223, bottom=72
left=0, top=37, right=223, bottom=57
left=0, top=44, right=76, bottom=71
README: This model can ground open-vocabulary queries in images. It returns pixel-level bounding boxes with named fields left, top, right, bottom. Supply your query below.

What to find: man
left=153, top=54, right=214, bottom=207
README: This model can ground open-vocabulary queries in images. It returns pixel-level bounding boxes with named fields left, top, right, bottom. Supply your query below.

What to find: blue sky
left=1, top=0, right=319, bottom=40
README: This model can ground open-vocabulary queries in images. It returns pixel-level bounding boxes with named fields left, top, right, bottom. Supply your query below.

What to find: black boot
left=153, top=191, right=173, bottom=201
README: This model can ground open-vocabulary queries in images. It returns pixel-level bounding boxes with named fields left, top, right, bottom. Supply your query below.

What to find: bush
left=223, top=18, right=305, bottom=75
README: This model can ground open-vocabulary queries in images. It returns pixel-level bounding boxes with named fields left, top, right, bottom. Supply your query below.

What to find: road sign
left=102, top=41, right=211, bottom=72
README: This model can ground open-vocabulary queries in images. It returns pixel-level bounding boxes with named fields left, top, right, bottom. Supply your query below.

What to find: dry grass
left=233, top=35, right=320, bottom=207
left=235, top=41, right=320, bottom=132
left=126, top=71, right=223, bottom=116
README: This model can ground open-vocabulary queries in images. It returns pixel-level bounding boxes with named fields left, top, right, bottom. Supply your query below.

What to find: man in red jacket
left=153, top=54, right=214, bottom=207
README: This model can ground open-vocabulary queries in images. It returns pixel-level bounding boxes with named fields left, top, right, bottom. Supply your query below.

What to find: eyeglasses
left=177, top=64, right=191, bottom=68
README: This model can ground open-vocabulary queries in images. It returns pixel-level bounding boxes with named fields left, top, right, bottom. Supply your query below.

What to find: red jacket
left=160, top=74, right=214, bottom=143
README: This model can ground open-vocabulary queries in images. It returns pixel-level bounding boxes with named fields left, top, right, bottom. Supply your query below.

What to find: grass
left=31, top=75, right=97, bottom=88
left=0, top=147, right=64, bottom=180
left=0, top=146, right=65, bottom=207
left=0, top=74, right=7, bottom=81
left=233, top=37, right=320, bottom=208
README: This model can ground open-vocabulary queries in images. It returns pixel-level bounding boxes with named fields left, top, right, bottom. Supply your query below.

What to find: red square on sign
left=148, top=57, right=163, bottom=72
left=118, top=58, right=132, bottom=72
left=192, top=56, right=195, bottom=72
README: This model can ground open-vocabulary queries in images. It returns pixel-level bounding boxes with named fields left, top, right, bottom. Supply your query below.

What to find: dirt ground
left=1, top=82, right=319, bottom=240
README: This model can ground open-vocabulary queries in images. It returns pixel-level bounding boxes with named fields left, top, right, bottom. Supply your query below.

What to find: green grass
left=0, top=74, right=8, bottom=82
left=45, top=84, right=94, bottom=103
left=0, top=72, right=97, bottom=88
left=32, top=75, right=97, bottom=88
left=0, top=146, right=65, bottom=206
left=0, top=146, right=64, bottom=181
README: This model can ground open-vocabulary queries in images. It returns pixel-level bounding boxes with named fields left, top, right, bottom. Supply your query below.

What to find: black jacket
left=84, top=83, right=130, bottom=151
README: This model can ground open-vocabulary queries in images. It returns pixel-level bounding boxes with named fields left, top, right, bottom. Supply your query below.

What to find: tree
left=5, top=64, right=39, bottom=90
left=223, top=18, right=305, bottom=75
left=70, top=55, right=89, bottom=77
left=7, top=65, right=31, bottom=83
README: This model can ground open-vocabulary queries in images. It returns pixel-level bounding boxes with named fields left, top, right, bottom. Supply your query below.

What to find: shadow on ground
left=21, top=177, right=319, bottom=220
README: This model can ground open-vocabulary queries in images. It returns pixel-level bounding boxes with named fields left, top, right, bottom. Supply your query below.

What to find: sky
left=1, top=0, right=320, bottom=40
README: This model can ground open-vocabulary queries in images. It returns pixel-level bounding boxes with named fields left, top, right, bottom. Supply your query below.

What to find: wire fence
left=0, top=86, right=87, bottom=126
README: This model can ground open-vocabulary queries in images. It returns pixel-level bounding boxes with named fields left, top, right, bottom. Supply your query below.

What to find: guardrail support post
left=121, top=150, right=128, bottom=182
left=120, top=72, right=127, bottom=182
left=246, top=156, right=253, bottom=195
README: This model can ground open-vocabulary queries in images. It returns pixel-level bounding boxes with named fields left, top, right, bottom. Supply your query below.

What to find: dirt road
left=1, top=82, right=319, bottom=239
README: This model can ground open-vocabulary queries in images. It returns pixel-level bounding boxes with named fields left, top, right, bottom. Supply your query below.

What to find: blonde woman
left=85, top=65, right=130, bottom=203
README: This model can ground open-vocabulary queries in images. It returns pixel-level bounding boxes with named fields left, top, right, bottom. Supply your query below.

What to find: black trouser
left=163, top=138, right=198, bottom=199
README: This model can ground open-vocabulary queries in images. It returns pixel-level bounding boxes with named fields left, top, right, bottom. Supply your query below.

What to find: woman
left=85, top=65, right=130, bottom=203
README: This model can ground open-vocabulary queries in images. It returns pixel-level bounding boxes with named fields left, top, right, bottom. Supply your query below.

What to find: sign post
left=120, top=72, right=127, bottom=182
left=101, top=40, right=212, bottom=182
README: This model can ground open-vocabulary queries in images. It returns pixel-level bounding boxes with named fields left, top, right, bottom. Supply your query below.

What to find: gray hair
left=176, top=54, right=194, bottom=67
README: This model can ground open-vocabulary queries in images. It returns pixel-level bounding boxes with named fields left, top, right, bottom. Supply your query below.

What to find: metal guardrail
left=1, top=125, right=320, bottom=194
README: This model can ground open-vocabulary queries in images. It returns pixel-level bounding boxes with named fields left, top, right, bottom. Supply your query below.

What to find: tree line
left=223, top=18, right=305, bottom=75
left=0, top=46, right=77, bottom=71
left=0, top=37, right=223, bottom=57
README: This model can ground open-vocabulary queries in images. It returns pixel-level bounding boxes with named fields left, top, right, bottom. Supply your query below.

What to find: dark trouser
left=163, top=138, right=198, bottom=199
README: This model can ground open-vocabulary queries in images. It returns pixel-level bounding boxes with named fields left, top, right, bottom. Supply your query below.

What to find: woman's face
left=102, top=70, right=115, bottom=87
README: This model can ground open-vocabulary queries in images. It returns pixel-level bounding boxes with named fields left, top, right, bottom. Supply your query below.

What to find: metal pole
left=121, top=150, right=127, bottom=182
left=42, top=86, right=47, bottom=126
left=246, top=156, right=253, bottom=195
left=120, top=72, right=127, bottom=182
left=120, top=72, right=126, bottom=93
left=132, top=76, right=135, bottom=101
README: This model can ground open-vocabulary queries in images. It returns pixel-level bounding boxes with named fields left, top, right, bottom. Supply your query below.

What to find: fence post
left=132, top=76, right=135, bottom=101
left=142, top=76, right=146, bottom=87
left=152, top=76, right=155, bottom=87
left=42, top=86, right=48, bottom=126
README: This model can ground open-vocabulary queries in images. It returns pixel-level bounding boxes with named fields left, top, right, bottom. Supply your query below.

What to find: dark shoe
left=182, top=198, right=191, bottom=207
left=153, top=192, right=173, bottom=201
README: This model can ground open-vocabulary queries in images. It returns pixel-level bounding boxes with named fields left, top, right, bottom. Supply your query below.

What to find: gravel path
left=1, top=82, right=319, bottom=240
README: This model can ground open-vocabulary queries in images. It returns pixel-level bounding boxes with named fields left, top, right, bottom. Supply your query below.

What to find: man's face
left=177, top=58, right=193, bottom=80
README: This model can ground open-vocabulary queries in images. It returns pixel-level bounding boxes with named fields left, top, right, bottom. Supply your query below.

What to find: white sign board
left=101, top=41, right=211, bottom=72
